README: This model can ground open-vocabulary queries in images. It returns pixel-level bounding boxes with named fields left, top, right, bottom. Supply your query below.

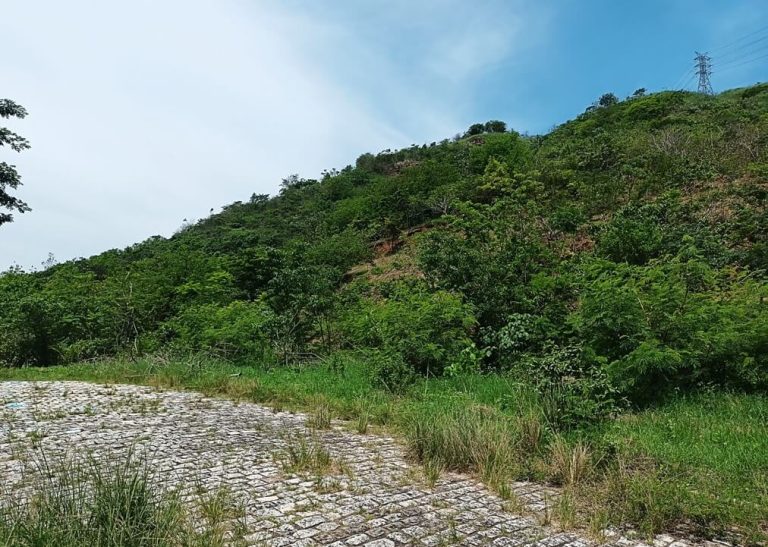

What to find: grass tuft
left=548, top=436, right=593, bottom=487
left=0, top=449, right=244, bottom=547
left=277, top=436, right=333, bottom=476
left=422, top=457, right=444, bottom=488
left=306, top=398, right=332, bottom=430
left=404, top=402, right=521, bottom=490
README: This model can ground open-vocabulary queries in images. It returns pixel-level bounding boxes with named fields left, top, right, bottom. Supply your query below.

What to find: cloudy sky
left=2, top=0, right=766, bottom=270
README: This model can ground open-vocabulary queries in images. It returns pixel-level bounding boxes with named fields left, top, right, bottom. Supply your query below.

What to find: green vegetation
left=2, top=85, right=768, bottom=541
left=0, top=99, right=31, bottom=225
left=3, top=356, right=766, bottom=541
left=0, top=449, right=245, bottom=546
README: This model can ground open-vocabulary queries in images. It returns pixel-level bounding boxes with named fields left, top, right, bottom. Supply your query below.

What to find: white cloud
left=0, top=0, right=546, bottom=270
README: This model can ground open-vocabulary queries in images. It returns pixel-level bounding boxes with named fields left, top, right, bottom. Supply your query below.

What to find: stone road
left=0, top=381, right=724, bottom=546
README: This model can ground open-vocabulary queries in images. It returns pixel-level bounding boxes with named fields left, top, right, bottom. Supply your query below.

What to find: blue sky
left=1, top=0, right=766, bottom=269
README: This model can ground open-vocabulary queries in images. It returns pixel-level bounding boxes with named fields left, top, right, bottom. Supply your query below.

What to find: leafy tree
left=484, top=120, right=507, bottom=133
left=598, top=93, right=619, bottom=107
left=0, top=99, right=30, bottom=225
left=279, top=174, right=315, bottom=193
left=465, top=123, right=485, bottom=137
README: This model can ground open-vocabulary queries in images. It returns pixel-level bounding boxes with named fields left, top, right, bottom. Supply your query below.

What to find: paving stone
left=0, top=381, right=726, bottom=546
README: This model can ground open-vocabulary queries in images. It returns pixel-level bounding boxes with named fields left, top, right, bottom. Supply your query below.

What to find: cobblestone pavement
left=0, top=381, right=726, bottom=546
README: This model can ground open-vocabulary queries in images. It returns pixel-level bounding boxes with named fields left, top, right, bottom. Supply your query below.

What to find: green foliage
left=464, top=120, right=509, bottom=137
left=468, top=131, right=531, bottom=173
left=0, top=99, right=31, bottom=225
left=366, top=349, right=416, bottom=393
left=597, top=204, right=664, bottom=264
left=598, top=92, right=619, bottom=107
left=339, top=283, right=476, bottom=376
left=549, top=204, right=585, bottom=233
left=166, top=300, right=274, bottom=362
left=577, top=244, right=768, bottom=402
left=512, top=344, right=622, bottom=430
left=1, top=85, right=767, bottom=424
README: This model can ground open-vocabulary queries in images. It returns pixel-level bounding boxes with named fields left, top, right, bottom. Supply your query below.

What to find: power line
left=680, top=72, right=698, bottom=91
left=716, top=52, right=768, bottom=74
left=716, top=36, right=768, bottom=65
left=671, top=66, right=696, bottom=90
left=716, top=44, right=768, bottom=68
left=709, top=25, right=768, bottom=53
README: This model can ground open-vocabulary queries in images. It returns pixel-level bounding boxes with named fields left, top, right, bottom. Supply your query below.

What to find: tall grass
left=402, top=395, right=549, bottom=492
left=0, top=450, right=243, bottom=547
left=547, top=436, right=593, bottom=487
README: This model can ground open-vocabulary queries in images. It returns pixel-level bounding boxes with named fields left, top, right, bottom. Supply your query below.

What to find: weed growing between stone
left=0, top=449, right=246, bottom=547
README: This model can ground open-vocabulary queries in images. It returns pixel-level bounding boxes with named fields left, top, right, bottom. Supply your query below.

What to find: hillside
left=2, top=85, right=768, bottom=540
left=2, top=86, right=766, bottom=393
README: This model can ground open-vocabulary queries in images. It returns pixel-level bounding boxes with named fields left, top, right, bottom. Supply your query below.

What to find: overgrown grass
left=2, top=355, right=767, bottom=542
left=589, top=394, right=768, bottom=542
left=404, top=400, right=527, bottom=487
left=0, top=450, right=245, bottom=546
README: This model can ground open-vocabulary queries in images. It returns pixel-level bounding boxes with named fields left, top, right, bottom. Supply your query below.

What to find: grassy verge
left=2, top=354, right=766, bottom=543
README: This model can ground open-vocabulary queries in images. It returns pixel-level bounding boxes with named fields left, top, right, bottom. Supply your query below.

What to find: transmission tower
left=694, top=51, right=714, bottom=95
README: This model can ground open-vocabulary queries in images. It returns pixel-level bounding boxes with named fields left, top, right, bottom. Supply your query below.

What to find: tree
left=249, top=193, right=269, bottom=205
left=484, top=120, right=507, bottom=133
left=0, top=99, right=30, bottom=225
left=279, top=173, right=315, bottom=194
left=598, top=93, right=619, bottom=107
left=465, top=123, right=485, bottom=137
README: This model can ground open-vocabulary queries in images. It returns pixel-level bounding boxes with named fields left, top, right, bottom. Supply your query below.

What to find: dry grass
left=306, top=398, right=332, bottom=430
left=548, top=436, right=593, bottom=487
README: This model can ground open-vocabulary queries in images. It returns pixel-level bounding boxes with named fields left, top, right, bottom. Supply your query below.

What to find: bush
left=550, top=204, right=586, bottom=233
left=468, top=132, right=531, bottom=174
left=367, top=350, right=416, bottom=393
left=338, top=283, right=476, bottom=376
left=481, top=313, right=550, bottom=368
left=513, top=345, right=622, bottom=430
left=165, top=300, right=274, bottom=363
left=597, top=204, right=663, bottom=264
left=578, top=249, right=768, bottom=402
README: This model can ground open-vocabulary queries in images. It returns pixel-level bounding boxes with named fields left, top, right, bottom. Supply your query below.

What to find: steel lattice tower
left=695, top=51, right=714, bottom=95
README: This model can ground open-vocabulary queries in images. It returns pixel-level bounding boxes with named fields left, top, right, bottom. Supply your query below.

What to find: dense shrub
left=597, top=204, right=664, bottom=264
left=511, top=344, right=622, bottom=429
left=577, top=247, right=768, bottom=402
left=365, top=349, right=416, bottom=393
left=338, top=284, right=476, bottom=376
left=417, top=200, right=555, bottom=328
left=165, top=300, right=274, bottom=363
